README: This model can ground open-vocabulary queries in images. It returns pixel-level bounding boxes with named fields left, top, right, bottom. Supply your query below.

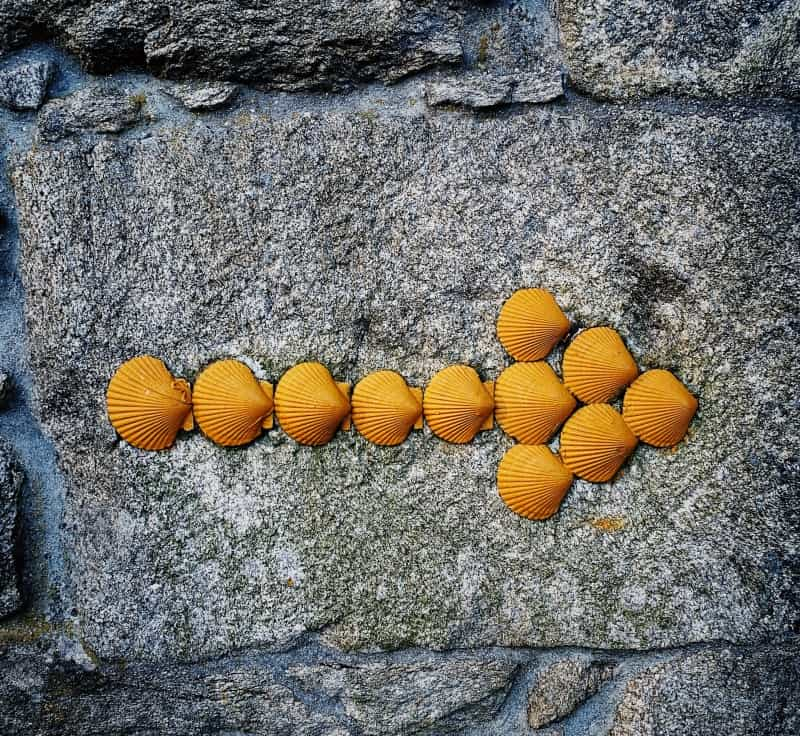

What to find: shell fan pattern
left=351, top=370, right=423, bottom=446
left=423, top=365, right=494, bottom=444
left=496, top=288, right=570, bottom=361
left=106, top=355, right=193, bottom=451
left=623, top=369, right=698, bottom=447
left=104, top=287, right=696, bottom=525
left=192, top=359, right=274, bottom=447
left=274, top=362, right=351, bottom=446
left=559, top=404, right=638, bottom=482
left=562, top=326, right=639, bottom=404
left=494, top=361, right=576, bottom=445
left=498, top=445, right=574, bottom=520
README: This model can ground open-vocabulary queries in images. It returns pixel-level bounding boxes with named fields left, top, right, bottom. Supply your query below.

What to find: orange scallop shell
left=422, top=365, right=494, bottom=444
left=494, top=362, right=577, bottom=444
left=622, top=369, right=697, bottom=447
left=562, top=327, right=639, bottom=403
left=496, top=288, right=570, bottom=361
left=274, top=362, right=351, bottom=446
left=351, top=370, right=423, bottom=446
left=559, top=404, right=638, bottom=482
left=497, top=444, right=574, bottom=520
left=106, top=355, right=193, bottom=451
left=192, top=360, right=274, bottom=447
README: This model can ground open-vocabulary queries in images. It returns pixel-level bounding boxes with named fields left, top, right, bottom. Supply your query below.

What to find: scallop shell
left=559, top=404, right=638, bottom=482
left=496, top=288, right=570, bottom=361
left=352, top=370, right=423, bottom=446
left=494, top=362, right=577, bottom=444
left=423, top=365, right=494, bottom=444
left=497, top=444, right=574, bottom=520
left=106, top=355, right=193, bottom=451
left=562, top=327, right=639, bottom=403
left=622, top=369, right=697, bottom=447
left=274, top=362, right=351, bottom=446
left=192, top=360, right=274, bottom=447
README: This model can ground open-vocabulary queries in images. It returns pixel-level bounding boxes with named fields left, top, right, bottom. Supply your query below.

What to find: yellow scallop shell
left=496, top=288, right=570, bottom=361
left=622, top=369, right=698, bottom=447
left=351, top=370, right=423, bottom=446
left=497, top=444, right=574, bottom=520
left=423, top=365, right=494, bottom=444
left=106, top=355, right=193, bottom=451
left=562, top=327, right=639, bottom=403
left=559, top=404, right=638, bottom=482
left=494, top=362, right=577, bottom=444
left=274, top=362, right=351, bottom=446
left=192, top=360, right=274, bottom=447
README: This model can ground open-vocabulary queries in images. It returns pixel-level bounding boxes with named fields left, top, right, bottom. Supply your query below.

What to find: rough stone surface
left=288, top=654, right=518, bottom=734
left=0, top=370, right=9, bottom=409
left=426, top=70, right=563, bottom=108
left=0, top=633, right=521, bottom=735
left=609, top=645, right=800, bottom=735
left=11, top=102, right=800, bottom=660
left=0, top=439, right=22, bottom=617
left=527, top=656, right=614, bottom=728
left=165, top=82, right=239, bottom=111
left=0, top=1, right=467, bottom=89
left=558, top=0, right=800, bottom=100
left=0, top=60, right=54, bottom=111
left=426, top=74, right=514, bottom=108
left=37, top=85, right=143, bottom=142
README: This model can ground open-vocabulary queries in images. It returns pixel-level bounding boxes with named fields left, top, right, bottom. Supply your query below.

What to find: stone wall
left=0, top=2, right=798, bottom=734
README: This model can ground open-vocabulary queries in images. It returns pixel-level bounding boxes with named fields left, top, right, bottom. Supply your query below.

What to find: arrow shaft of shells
left=105, top=287, right=693, bottom=525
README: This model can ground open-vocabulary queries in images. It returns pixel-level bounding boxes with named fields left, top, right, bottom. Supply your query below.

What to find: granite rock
left=165, top=82, right=239, bottom=111
left=0, top=634, right=524, bottom=735
left=11, top=103, right=800, bottom=660
left=609, top=645, right=800, bottom=735
left=0, top=60, right=54, bottom=111
left=0, top=1, right=466, bottom=89
left=37, top=85, right=143, bottom=142
left=528, top=656, right=614, bottom=728
left=0, top=439, right=22, bottom=617
left=0, top=370, right=9, bottom=409
left=288, top=653, right=518, bottom=734
left=558, top=0, right=800, bottom=100
left=425, top=74, right=514, bottom=108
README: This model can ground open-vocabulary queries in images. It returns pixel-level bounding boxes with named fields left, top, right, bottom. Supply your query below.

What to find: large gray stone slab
left=12, top=102, right=800, bottom=660
left=558, top=0, right=800, bottom=100
left=0, top=633, right=522, bottom=735
left=0, top=439, right=22, bottom=616
left=609, top=645, right=800, bottom=735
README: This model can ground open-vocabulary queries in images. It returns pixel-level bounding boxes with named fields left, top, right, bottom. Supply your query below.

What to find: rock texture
left=37, top=85, right=142, bottom=142
left=0, top=634, right=522, bottom=735
left=0, top=439, right=22, bottom=617
left=0, top=370, right=9, bottom=409
left=610, top=645, right=800, bottom=735
left=12, top=103, right=800, bottom=660
left=528, top=656, right=613, bottom=728
left=164, top=82, right=239, bottom=112
left=0, top=1, right=466, bottom=89
left=558, top=0, right=800, bottom=100
left=0, top=60, right=54, bottom=110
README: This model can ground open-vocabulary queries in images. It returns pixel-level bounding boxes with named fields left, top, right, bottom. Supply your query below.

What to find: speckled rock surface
left=0, top=439, right=21, bottom=617
left=609, top=645, right=800, bottom=735
left=528, top=656, right=613, bottom=728
left=164, top=82, right=239, bottom=112
left=558, top=0, right=800, bottom=100
left=0, top=634, right=528, bottom=735
left=0, top=370, right=9, bottom=409
left=11, top=101, right=800, bottom=660
left=0, top=60, right=54, bottom=111
left=37, top=85, right=142, bottom=142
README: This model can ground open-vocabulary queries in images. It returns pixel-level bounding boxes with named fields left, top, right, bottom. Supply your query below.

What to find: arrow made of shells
left=106, top=288, right=698, bottom=522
